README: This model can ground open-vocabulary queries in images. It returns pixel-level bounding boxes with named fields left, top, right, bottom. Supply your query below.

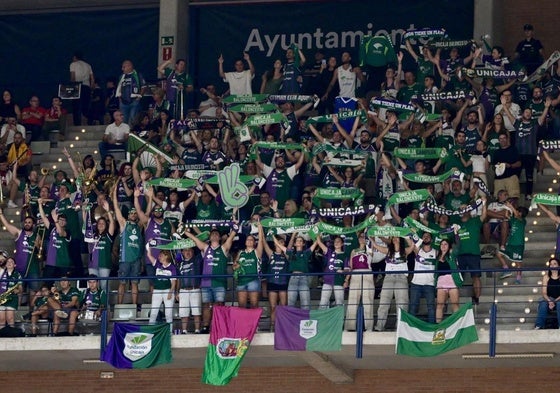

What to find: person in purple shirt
left=316, top=235, right=348, bottom=309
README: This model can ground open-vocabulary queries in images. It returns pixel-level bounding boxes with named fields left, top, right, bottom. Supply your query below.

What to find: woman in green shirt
left=233, top=222, right=264, bottom=309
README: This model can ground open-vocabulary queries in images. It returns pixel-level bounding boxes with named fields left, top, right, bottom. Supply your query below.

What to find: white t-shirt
left=494, top=103, right=521, bottom=132
left=70, top=60, right=93, bottom=86
left=224, top=70, right=253, bottom=95
left=0, top=124, right=26, bottom=145
left=104, top=122, right=130, bottom=142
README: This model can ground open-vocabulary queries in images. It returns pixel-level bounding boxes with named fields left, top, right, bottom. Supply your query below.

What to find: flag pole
left=355, top=276, right=364, bottom=358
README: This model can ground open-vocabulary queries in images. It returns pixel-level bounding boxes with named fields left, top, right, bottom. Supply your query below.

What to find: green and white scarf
left=147, top=178, right=197, bottom=188
left=393, top=147, right=448, bottom=160
left=260, top=217, right=308, bottom=228
left=530, top=193, right=560, bottom=211
left=386, top=189, right=432, bottom=207
left=229, top=103, right=278, bottom=113
left=312, top=187, right=364, bottom=206
left=305, top=110, right=367, bottom=125
left=399, top=168, right=458, bottom=184
left=244, top=112, right=288, bottom=127
left=366, top=225, right=413, bottom=238
left=222, top=94, right=269, bottom=104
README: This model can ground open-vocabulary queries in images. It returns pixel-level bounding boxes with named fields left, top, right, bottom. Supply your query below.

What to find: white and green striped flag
left=396, top=302, right=478, bottom=357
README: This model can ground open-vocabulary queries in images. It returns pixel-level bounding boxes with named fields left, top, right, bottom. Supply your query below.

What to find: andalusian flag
left=202, top=306, right=262, bottom=386
left=396, top=303, right=478, bottom=357
left=274, top=306, right=344, bottom=351
left=101, top=323, right=172, bottom=368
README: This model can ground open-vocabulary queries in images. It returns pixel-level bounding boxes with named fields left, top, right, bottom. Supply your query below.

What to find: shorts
left=499, top=245, right=524, bottom=263
left=145, top=263, right=156, bottom=284
left=236, top=279, right=260, bottom=292
left=118, top=259, right=142, bottom=283
left=25, top=271, right=41, bottom=291
left=0, top=305, right=16, bottom=311
left=178, top=288, right=202, bottom=317
left=267, top=283, right=289, bottom=292
left=437, top=275, right=456, bottom=290
left=201, top=286, right=226, bottom=304
left=494, top=175, right=520, bottom=199
left=458, top=254, right=481, bottom=278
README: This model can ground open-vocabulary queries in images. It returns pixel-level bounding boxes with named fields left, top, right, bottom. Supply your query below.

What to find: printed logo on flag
left=123, top=332, right=154, bottom=361
left=216, top=338, right=249, bottom=359
left=432, top=329, right=446, bottom=345
left=299, top=319, right=318, bottom=339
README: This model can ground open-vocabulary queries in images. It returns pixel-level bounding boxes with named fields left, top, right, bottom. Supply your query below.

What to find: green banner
left=305, top=110, right=367, bottom=125
left=156, top=232, right=210, bottom=250
left=532, top=193, right=560, bottom=207
left=308, top=215, right=376, bottom=239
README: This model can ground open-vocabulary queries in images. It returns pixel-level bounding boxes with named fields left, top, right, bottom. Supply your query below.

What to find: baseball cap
left=523, top=24, right=534, bottom=31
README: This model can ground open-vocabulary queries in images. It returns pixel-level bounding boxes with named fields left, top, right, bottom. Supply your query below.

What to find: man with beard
left=409, top=232, right=437, bottom=323
left=113, top=185, right=144, bottom=306
left=279, top=46, right=306, bottom=94
left=135, top=188, right=173, bottom=291
left=459, top=106, right=485, bottom=153
left=255, top=147, right=305, bottom=209
left=202, top=136, right=227, bottom=171
left=0, top=210, right=40, bottom=299
left=323, top=52, right=365, bottom=100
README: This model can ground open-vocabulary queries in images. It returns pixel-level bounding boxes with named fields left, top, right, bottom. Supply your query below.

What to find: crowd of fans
left=1, top=23, right=560, bottom=335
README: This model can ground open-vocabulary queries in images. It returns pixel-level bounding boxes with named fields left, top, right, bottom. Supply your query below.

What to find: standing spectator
left=157, top=58, right=194, bottom=120
left=176, top=246, right=202, bottom=334
left=260, top=60, right=284, bottom=95
left=372, top=236, right=414, bottom=332
left=146, top=248, right=177, bottom=329
left=457, top=195, right=487, bottom=305
left=262, top=233, right=290, bottom=332
left=409, top=232, right=437, bottom=323
left=435, top=228, right=462, bottom=323
left=316, top=235, right=348, bottom=309
left=323, top=52, right=365, bottom=100
left=112, top=185, right=144, bottom=307
left=105, top=77, right=119, bottom=120
left=88, top=78, right=105, bottom=126
left=69, top=51, right=94, bottom=126
left=87, top=200, right=115, bottom=293
left=279, top=46, right=306, bottom=94
left=218, top=52, right=255, bottom=96
left=98, top=111, right=129, bottom=160
left=345, top=231, right=375, bottom=331
left=494, top=90, right=521, bottom=138
left=38, top=206, right=71, bottom=286
left=535, top=258, right=560, bottom=329
left=514, top=24, right=544, bottom=75
left=515, top=101, right=550, bottom=200
left=198, top=85, right=220, bottom=117
left=20, top=96, right=47, bottom=142
left=43, top=97, right=67, bottom=141
left=491, top=132, right=522, bottom=204
left=116, top=60, right=147, bottom=124
left=184, top=226, right=237, bottom=334
left=233, top=222, right=264, bottom=309
left=286, top=233, right=320, bottom=310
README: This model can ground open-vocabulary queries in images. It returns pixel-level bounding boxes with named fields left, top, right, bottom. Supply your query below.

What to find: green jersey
left=120, top=222, right=143, bottom=262
left=507, top=216, right=526, bottom=246
left=236, top=249, right=260, bottom=286
left=56, top=198, right=81, bottom=239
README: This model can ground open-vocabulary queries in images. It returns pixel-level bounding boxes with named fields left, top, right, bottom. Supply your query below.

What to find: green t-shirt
left=56, top=198, right=81, bottom=239
left=286, top=248, right=311, bottom=273
left=458, top=217, right=482, bottom=255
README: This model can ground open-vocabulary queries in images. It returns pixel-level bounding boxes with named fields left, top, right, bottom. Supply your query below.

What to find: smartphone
left=321, top=59, right=326, bottom=66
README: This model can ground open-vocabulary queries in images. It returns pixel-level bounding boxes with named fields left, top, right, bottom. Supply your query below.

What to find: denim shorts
left=201, top=286, right=226, bottom=303
left=118, top=259, right=141, bottom=283
left=236, top=279, right=260, bottom=292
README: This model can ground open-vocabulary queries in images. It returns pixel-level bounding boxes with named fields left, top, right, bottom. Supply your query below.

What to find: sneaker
left=514, top=279, right=522, bottom=285
left=55, top=310, right=68, bottom=319
left=534, top=326, right=541, bottom=330
left=499, top=245, right=506, bottom=251
left=200, top=326, right=209, bottom=334
left=181, top=330, right=187, bottom=335
left=194, top=329, right=201, bottom=334
left=7, top=200, right=17, bottom=208
left=499, top=271, right=513, bottom=280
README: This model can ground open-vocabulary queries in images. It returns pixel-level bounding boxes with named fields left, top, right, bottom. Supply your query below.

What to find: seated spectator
left=535, top=258, right=560, bottom=329
left=50, top=277, right=80, bottom=336
left=0, top=90, right=20, bottom=124
left=0, top=116, right=26, bottom=147
left=43, top=96, right=68, bottom=141
left=98, top=110, right=129, bottom=160
left=30, top=285, right=52, bottom=336
left=20, top=96, right=47, bottom=142
left=79, top=275, right=107, bottom=322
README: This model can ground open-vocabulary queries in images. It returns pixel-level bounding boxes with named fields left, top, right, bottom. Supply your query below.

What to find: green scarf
left=399, top=168, right=457, bottom=184
left=260, top=217, right=308, bottom=228
left=366, top=225, right=413, bottom=238
left=393, top=147, right=448, bottom=160
left=244, top=112, right=288, bottom=127
left=312, top=187, right=364, bottom=206
left=386, top=189, right=432, bottom=206
left=222, top=94, right=269, bottom=104
left=229, top=103, right=278, bottom=113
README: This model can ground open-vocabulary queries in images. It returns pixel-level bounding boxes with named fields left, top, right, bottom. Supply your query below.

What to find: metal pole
left=99, top=277, right=109, bottom=360
left=489, top=302, right=497, bottom=358
left=356, top=274, right=364, bottom=359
